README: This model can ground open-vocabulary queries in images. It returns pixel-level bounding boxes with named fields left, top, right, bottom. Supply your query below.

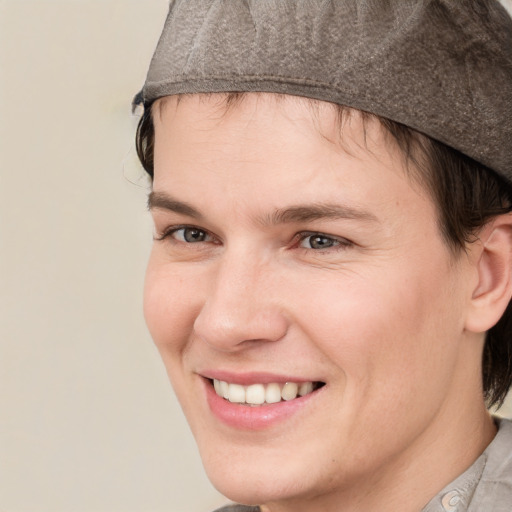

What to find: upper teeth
left=213, top=379, right=315, bottom=405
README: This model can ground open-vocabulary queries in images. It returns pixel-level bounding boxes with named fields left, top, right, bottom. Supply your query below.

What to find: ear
left=465, top=214, right=512, bottom=334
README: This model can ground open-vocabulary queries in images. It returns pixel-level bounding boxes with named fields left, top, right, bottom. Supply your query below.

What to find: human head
left=135, top=0, right=512, bottom=509
left=142, top=92, right=510, bottom=510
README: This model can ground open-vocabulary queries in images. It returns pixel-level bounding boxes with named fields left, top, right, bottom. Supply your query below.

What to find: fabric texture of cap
left=139, top=0, right=512, bottom=181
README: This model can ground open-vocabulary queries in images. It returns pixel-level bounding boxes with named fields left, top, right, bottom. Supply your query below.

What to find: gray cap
left=139, top=0, right=512, bottom=180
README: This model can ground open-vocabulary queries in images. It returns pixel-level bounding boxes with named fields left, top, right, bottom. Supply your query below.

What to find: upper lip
left=198, top=370, right=322, bottom=386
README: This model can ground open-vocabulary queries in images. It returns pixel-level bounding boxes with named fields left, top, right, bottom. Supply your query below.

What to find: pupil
left=184, top=228, right=205, bottom=242
left=311, top=236, right=333, bottom=249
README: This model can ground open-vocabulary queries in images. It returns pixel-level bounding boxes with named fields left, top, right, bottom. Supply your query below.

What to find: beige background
left=1, top=1, right=511, bottom=512
left=0, top=1, right=225, bottom=511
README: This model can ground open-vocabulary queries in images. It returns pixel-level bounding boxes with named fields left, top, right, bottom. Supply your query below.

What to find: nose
left=193, top=252, right=289, bottom=351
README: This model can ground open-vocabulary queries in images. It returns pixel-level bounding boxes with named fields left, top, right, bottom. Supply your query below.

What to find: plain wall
left=1, top=1, right=511, bottom=512
left=0, top=2, right=226, bottom=511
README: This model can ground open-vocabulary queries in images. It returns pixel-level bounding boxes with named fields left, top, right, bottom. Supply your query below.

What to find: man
left=134, top=1, right=512, bottom=510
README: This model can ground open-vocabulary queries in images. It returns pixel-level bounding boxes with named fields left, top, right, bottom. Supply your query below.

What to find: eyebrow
left=265, top=203, right=378, bottom=225
left=148, top=191, right=378, bottom=225
left=148, top=191, right=203, bottom=219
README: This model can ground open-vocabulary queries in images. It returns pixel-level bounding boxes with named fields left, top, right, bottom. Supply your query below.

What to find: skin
left=144, top=93, right=508, bottom=512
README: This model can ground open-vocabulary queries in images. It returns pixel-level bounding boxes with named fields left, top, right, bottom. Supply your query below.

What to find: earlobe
left=465, top=215, right=512, bottom=334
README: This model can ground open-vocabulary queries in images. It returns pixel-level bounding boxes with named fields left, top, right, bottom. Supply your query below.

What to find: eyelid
left=154, top=224, right=217, bottom=243
left=294, top=231, right=353, bottom=250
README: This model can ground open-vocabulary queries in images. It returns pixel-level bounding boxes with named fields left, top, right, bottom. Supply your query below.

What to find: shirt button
left=441, top=490, right=462, bottom=511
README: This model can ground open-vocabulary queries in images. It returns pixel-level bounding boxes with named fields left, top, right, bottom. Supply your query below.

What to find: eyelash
left=155, top=225, right=352, bottom=252
left=293, top=231, right=352, bottom=251
left=155, top=225, right=217, bottom=244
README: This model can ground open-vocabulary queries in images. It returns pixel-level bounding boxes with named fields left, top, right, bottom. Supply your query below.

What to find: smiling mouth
left=211, top=379, right=325, bottom=406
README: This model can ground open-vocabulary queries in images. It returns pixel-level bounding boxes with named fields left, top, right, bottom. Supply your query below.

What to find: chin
left=204, top=463, right=305, bottom=507
left=195, top=435, right=342, bottom=508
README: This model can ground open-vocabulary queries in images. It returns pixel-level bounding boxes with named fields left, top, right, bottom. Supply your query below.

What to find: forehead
left=153, top=93, right=415, bottom=175
left=154, top=93, right=386, bottom=149
left=151, top=93, right=430, bottom=210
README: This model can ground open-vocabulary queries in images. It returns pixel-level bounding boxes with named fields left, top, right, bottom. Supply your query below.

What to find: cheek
left=143, top=253, right=201, bottom=355
left=295, top=257, right=463, bottom=408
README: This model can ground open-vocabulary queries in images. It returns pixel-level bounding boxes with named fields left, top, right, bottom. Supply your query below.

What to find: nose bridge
left=193, top=248, right=288, bottom=350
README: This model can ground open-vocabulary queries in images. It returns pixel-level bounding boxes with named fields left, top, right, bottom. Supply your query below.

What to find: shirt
left=423, top=417, right=512, bottom=512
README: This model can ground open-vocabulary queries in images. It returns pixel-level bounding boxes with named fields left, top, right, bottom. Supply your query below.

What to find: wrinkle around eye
left=151, top=225, right=223, bottom=265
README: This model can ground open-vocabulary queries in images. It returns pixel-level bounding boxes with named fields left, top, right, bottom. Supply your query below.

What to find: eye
left=172, top=227, right=213, bottom=243
left=298, top=233, right=349, bottom=250
left=155, top=225, right=215, bottom=244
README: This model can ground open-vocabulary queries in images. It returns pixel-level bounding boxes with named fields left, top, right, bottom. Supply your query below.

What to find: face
left=145, top=94, right=475, bottom=508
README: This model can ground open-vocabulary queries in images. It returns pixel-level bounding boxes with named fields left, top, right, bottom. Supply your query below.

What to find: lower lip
left=203, top=379, right=320, bottom=430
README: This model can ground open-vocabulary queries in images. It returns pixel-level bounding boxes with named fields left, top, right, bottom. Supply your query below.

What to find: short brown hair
left=135, top=92, right=512, bottom=407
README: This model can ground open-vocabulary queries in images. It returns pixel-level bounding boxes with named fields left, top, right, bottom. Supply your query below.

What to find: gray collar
left=422, top=418, right=512, bottom=512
